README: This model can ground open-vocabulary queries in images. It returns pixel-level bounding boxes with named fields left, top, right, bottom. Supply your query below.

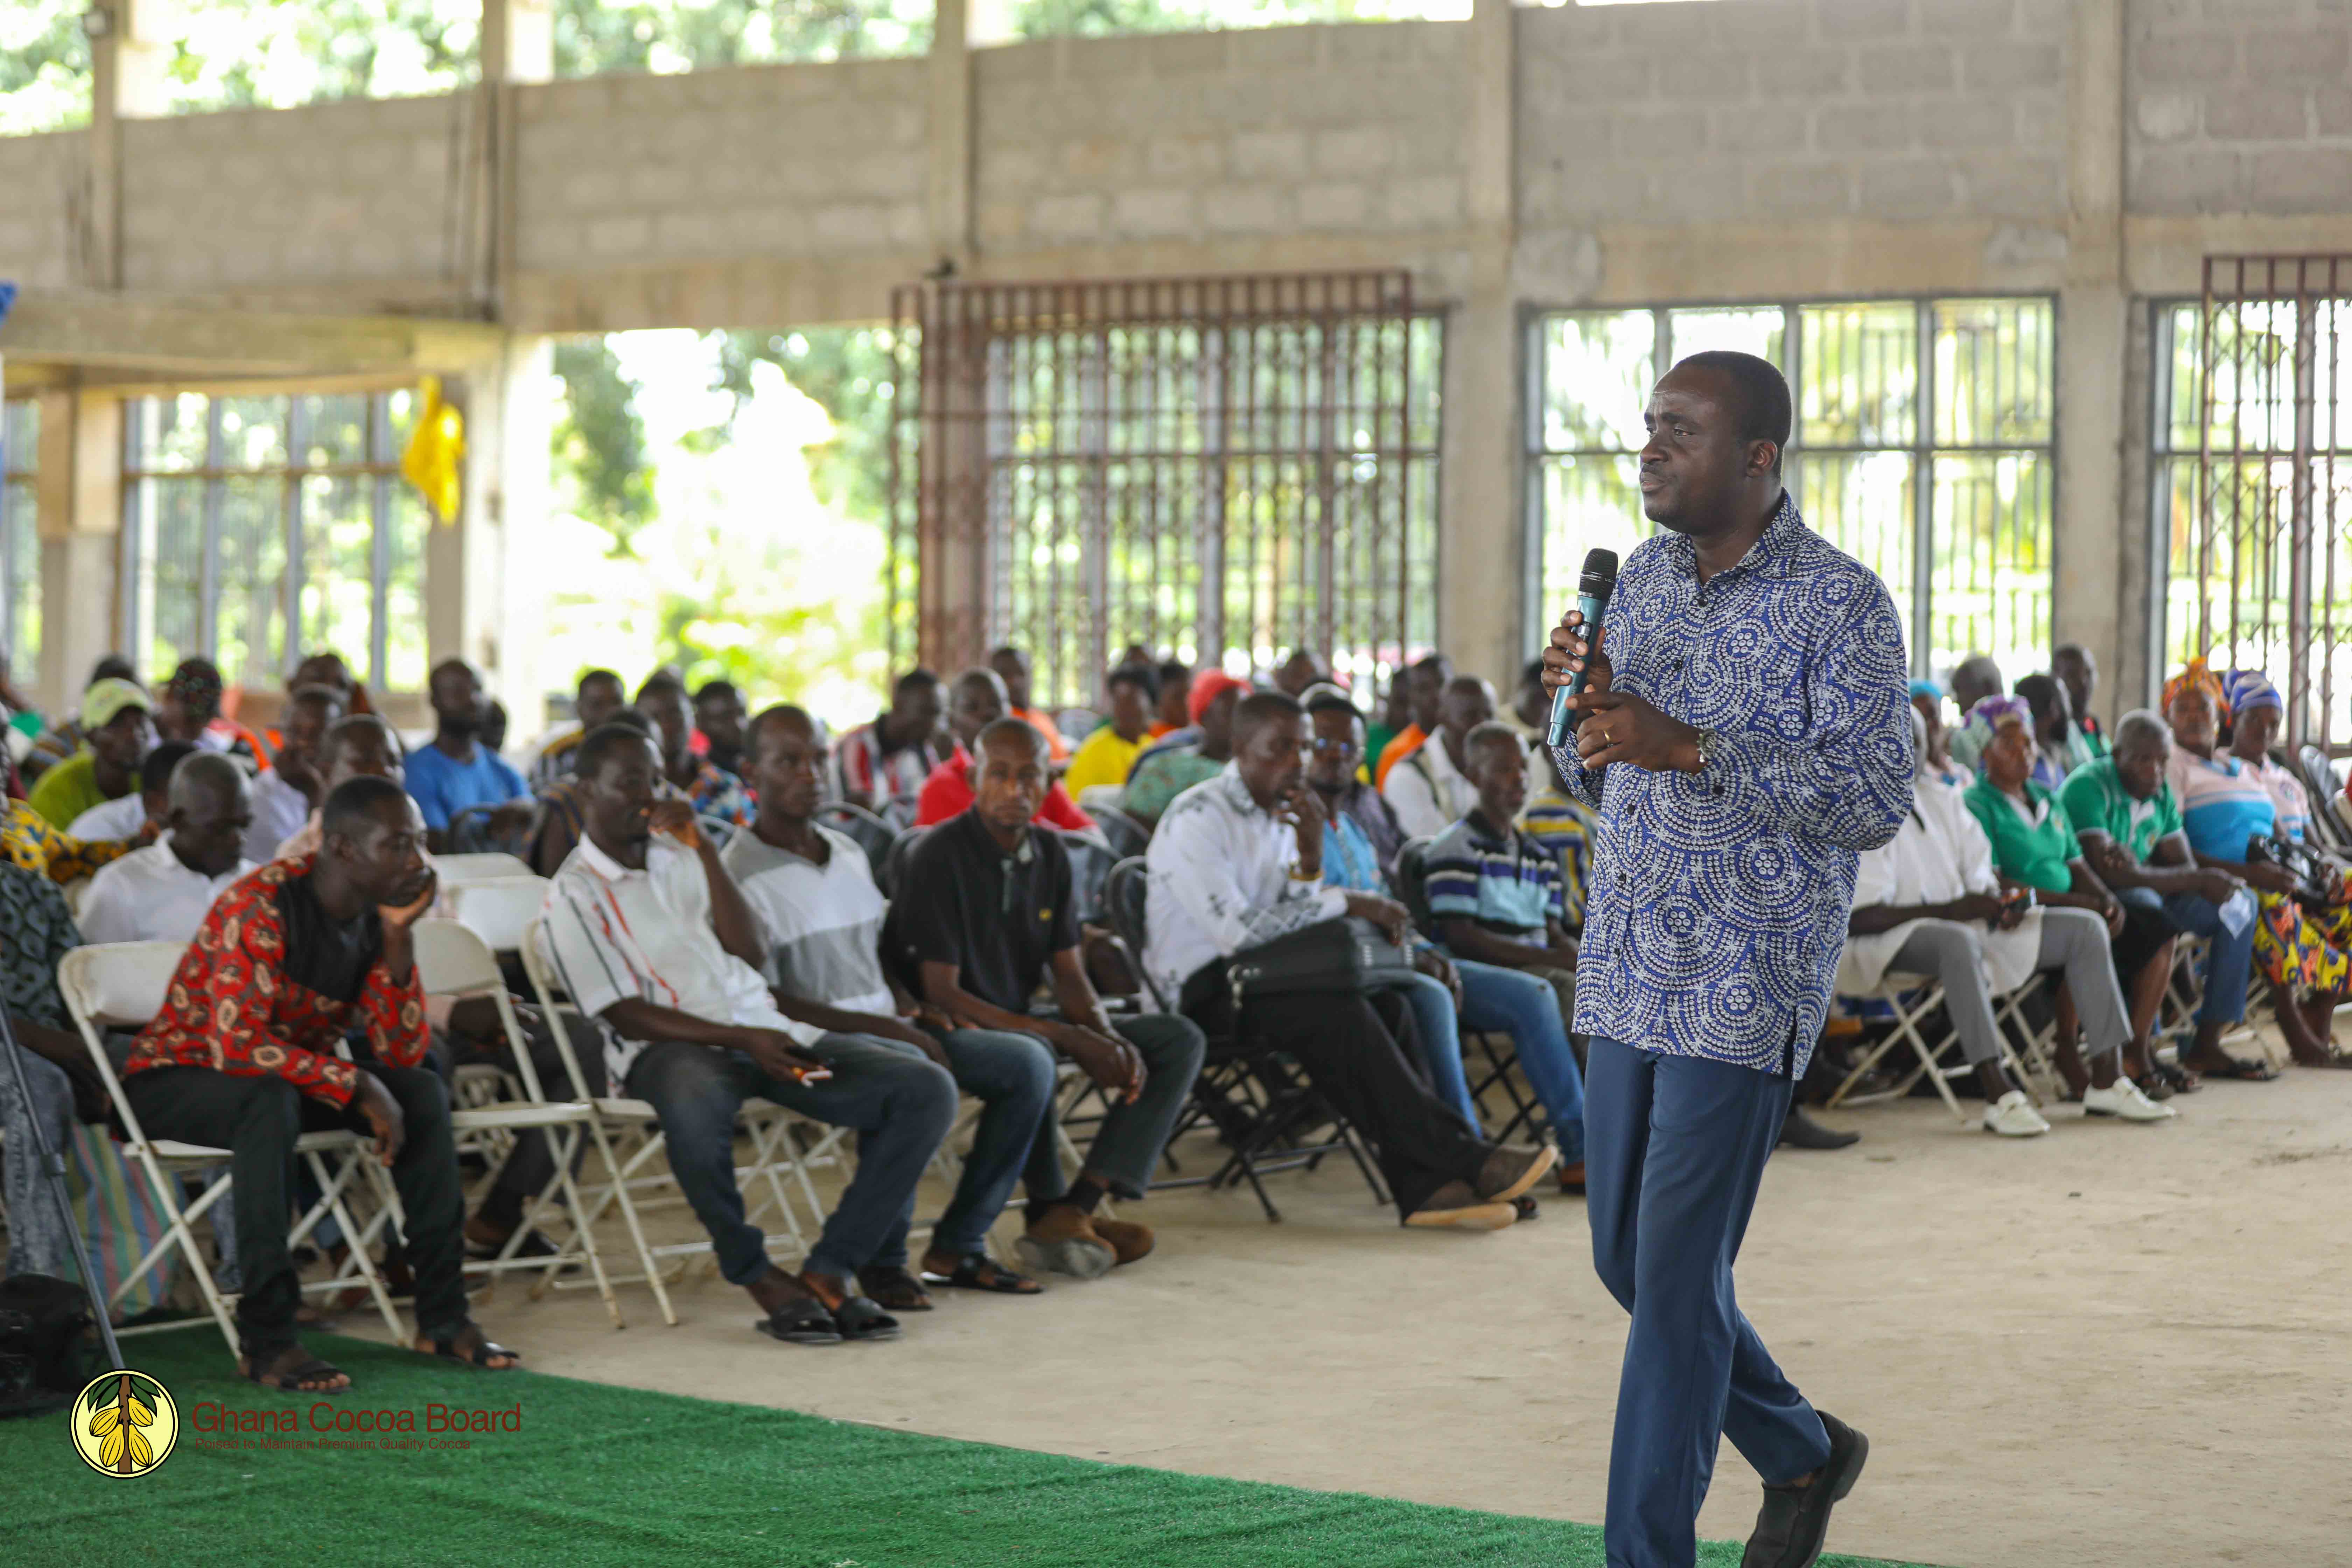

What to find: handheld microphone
left=1545, top=547, right=1619, bottom=748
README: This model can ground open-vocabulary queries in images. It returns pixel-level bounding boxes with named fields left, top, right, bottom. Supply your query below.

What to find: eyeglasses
left=1309, top=736, right=1360, bottom=756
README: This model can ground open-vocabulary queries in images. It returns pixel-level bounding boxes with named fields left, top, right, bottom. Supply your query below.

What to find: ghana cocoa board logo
left=70, top=1368, right=178, bottom=1479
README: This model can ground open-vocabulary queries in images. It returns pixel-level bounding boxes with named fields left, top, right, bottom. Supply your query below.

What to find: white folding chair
left=57, top=943, right=405, bottom=1352
left=410, top=919, right=622, bottom=1326
left=1827, top=974, right=1971, bottom=1121
left=432, top=853, right=534, bottom=889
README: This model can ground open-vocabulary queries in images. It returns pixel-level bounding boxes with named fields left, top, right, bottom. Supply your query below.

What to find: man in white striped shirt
left=1143, top=690, right=1554, bottom=1231
left=535, top=722, right=956, bottom=1346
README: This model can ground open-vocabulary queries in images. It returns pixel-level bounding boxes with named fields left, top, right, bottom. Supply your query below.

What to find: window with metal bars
left=1527, top=298, right=2056, bottom=682
left=2152, top=262, right=2352, bottom=750
left=119, top=389, right=429, bottom=694
left=1, top=399, right=37, bottom=687
left=889, top=273, right=1442, bottom=712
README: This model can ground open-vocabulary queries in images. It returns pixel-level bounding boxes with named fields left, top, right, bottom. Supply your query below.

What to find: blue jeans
left=1394, top=966, right=1587, bottom=1163
left=625, top=1033, right=957, bottom=1283
left=1586, top=1037, right=1828, bottom=1568
left=904, top=1028, right=1058, bottom=1260
left=2122, top=885, right=2254, bottom=1023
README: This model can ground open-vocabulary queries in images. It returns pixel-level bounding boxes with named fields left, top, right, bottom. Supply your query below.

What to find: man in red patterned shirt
left=121, top=775, right=522, bottom=1393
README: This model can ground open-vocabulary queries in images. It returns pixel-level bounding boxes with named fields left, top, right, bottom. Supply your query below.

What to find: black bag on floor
left=1225, top=916, right=1419, bottom=1008
left=0, top=1273, right=95, bottom=1419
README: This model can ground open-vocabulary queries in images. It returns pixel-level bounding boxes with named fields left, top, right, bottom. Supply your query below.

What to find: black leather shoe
left=1779, top=1107, right=1859, bottom=1150
left=1742, top=1411, right=1868, bottom=1568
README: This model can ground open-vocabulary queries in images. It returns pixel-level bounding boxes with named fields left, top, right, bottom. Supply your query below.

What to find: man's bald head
left=169, top=751, right=247, bottom=815
left=167, top=752, right=253, bottom=878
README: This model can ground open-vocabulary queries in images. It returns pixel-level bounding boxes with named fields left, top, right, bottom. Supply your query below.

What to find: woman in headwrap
left=1960, top=696, right=2181, bottom=1097
left=1909, top=678, right=1970, bottom=787
left=2165, top=671, right=2352, bottom=1066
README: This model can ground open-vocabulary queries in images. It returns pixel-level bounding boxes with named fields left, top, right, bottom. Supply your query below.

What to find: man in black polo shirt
left=889, top=718, right=1206, bottom=1282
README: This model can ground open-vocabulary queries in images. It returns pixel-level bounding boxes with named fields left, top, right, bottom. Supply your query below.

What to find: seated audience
left=2054, top=643, right=2107, bottom=769
left=1961, top=699, right=2176, bottom=1097
left=693, top=680, right=749, bottom=776
left=637, top=672, right=752, bottom=826
left=290, top=650, right=374, bottom=718
left=122, top=776, right=520, bottom=1391
left=156, top=658, right=268, bottom=768
left=528, top=709, right=657, bottom=876
left=1909, top=679, right=1970, bottom=786
left=1851, top=710, right=2171, bottom=1132
left=1518, top=742, right=1598, bottom=932
left=536, top=723, right=954, bottom=1346
left=29, top=678, right=154, bottom=829
left=888, top=717, right=1208, bottom=1280
left=69, top=740, right=195, bottom=842
left=1301, top=685, right=1409, bottom=879
left=1063, top=662, right=1159, bottom=801
left=276, top=716, right=408, bottom=859
left=2060, top=701, right=2266, bottom=1083
left=1143, top=690, right=1553, bottom=1230
left=0, top=860, right=111, bottom=1287
left=24, top=654, right=142, bottom=779
left=1427, top=723, right=1583, bottom=1035
left=833, top=668, right=944, bottom=819
left=1150, top=659, right=1192, bottom=738
left=1273, top=648, right=1331, bottom=699
left=404, top=659, right=532, bottom=848
left=1373, top=652, right=1452, bottom=789
left=915, top=668, right=1094, bottom=831
left=2166, top=669, right=2351, bottom=1069
left=245, top=685, right=344, bottom=864
left=527, top=668, right=627, bottom=788
left=1307, top=700, right=1587, bottom=1189
left=1384, top=673, right=1494, bottom=839
left=989, top=645, right=1070, bottom=763
left=1364, top=667, right=1411, bottom=774
left=1943, top=655, right=2005, bottom=772
left=2012, top=673, right=2076, bottom=793
left=1121, top=671, right=1246, bottom=825
left=78, top=753, right=256, bottom=945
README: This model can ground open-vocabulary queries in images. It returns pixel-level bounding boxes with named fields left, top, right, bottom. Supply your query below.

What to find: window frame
left=117, top=387, right=423, bottom=694
left=1, top=397, right=38, bottom=687
left=1522, top=293, right=2061, bottom=680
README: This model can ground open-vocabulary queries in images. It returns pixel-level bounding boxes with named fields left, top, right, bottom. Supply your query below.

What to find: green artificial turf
left=0, top=1331, right=1943, bottom=1568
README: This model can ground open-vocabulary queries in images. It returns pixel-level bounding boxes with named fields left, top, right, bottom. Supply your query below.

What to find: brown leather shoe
left=1556, top=1161, right=1586, bottom=1195
left=1473, top=1142, right=1557, bottom=1206
left=1087, top=1215, right=1155, bottom=1266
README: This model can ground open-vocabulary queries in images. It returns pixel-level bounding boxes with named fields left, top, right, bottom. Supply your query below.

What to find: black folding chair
left=1090, top=803, right=1151, bottom=862
left=2295, top=745, right=2349, bottom=851
left=881, top=825, right=929, bottom=901
left=1104, top=857, right=1387, bottom=1221
left=1395, top=835, right=1540, bottom=1143
left=817, top=801, right=899, bottom=884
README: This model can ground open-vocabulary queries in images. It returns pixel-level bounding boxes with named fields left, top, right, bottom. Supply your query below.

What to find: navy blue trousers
left=1585, top=1037, right=1832, bottom=1568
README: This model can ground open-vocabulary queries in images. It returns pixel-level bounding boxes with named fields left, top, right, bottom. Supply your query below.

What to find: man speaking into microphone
left=1541, top=351, right=1913, bottom=1568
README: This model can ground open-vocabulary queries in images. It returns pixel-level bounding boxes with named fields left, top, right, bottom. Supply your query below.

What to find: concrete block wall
left=2127, top=0, right=2352, bottom=214
left=512, top=58, right=931, bottom=273
left=972, top=23, right=1469, bottom=248
left=0, top=131, right=85, bottom=289
left=1518, top=0, right=2071, bottom=229
left=119, top=96, right=467, bottom=290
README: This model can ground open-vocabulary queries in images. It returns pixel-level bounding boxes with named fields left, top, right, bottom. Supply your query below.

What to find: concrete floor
left=322, top=1055, right=2352, bottom=1568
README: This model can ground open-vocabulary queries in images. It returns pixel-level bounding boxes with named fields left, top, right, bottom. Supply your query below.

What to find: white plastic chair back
left=434, top=852, right=534, bottom=887
left=448, top=876, right=550, bottom=953
left=413, top=918, right=506, bottom=999
left=59, top=942, right=187, bottom=1029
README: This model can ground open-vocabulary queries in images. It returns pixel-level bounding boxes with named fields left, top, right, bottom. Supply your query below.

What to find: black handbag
left=0, top=1274, right=94, bottom=1420
left=1225, top=916, right=1420, bottom=1010
left=2248, top=832, right=2335, bottom=911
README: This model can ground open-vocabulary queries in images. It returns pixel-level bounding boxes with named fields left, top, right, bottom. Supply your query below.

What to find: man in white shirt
left=78, top=753, right=257, bottom=945
left=1382, top=674, right=1492, bottom=839
left=244, top=685, right=344, bottom=865
left=536, top=722, right=956, bottom=1345
left=1840, top=709, right=2171, bottom=1135
left=1144, top=690, right=1554, bottom=1230
left=66, top=740, right=196, bottom=843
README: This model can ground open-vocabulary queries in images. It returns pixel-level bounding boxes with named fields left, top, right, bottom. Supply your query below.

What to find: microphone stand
left=0, top=1006, right=127, bottom=1371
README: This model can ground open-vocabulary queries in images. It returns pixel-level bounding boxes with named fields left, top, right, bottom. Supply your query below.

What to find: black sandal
left=240, top=1343, right=349, bottom=1395
left=855, top=1265, right=934, bottom=1312
left=2134, top=1071, right=2176, bottom=1102
left=920, top=1252, right=1043, bottom=1295
left=1512, top=1195, right=1542, bottom=1222
left=2154, top=1062, right=2203, bottom=1094
left=419, top=1323, right=524, bottom=1370
left=2195, top=1057, right=2282, bottom=1082
left=827, top=1295, right=903, bottom=1342
left=754, top=1294, right=843, bottom=1346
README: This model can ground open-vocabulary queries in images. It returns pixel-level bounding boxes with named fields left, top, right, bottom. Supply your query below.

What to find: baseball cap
left=1187, top=671, right=1251, bottom=726
left=83, top=677, right=152, bottom=732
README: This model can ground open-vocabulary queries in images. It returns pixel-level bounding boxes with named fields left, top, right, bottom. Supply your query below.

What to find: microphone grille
left=1580, top=548, right=1619, bottom=592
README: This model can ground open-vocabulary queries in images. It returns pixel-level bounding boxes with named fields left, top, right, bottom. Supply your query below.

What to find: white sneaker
left=1982, top=1089, right=2051, bottom=1137
left=2082, top=1079, right=2178, bottom=1122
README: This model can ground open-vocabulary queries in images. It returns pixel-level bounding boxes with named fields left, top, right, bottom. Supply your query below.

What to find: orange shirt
left=1011, top=705, right=1071, bottom=763
left=1373, top=723, right=1427, bottom=789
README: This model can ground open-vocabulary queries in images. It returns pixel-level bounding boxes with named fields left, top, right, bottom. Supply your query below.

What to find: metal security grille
left=2166, top=257, right=2352, bottom=751
left=887, top=272, right=1441, bottom=709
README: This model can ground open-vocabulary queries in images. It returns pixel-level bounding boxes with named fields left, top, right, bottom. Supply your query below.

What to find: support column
left=1437, top=0, right=1522, bottom=688
left=928, top=0, right=976, bottom=268
left=475, top=0, right=553, bottom=316
left=34, top=391, right=125, bottom=715
left=82, top=0, right=173, bottom=289
left=2053, top=0, right=2130, bottom=715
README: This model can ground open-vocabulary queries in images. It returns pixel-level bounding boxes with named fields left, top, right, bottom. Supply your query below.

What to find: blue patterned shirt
left=1552, top=493, right=1913, bottom=1076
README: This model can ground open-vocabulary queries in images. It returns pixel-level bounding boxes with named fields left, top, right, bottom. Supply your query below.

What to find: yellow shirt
left=1063, top=724, right=1149, bottom=798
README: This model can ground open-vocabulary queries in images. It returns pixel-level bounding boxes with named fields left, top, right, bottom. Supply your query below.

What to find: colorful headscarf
left=1908, top=678, right=1945, bottom=704
left=1960, top=694, right=2033, bottom=757
left=2162, top=659, right=2228, bottom=722
left=2221, top=668, right=2282, bottom=718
